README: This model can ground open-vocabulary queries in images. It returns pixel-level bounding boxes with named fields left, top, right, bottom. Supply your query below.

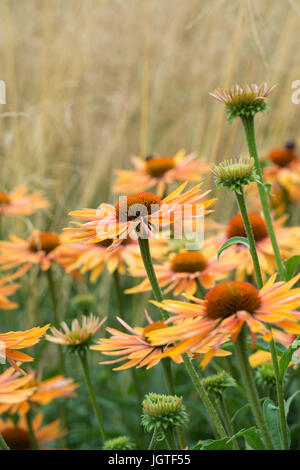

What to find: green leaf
left=217, top=236, right=250, bottom=261
left=279, top=347, right=294, bottom=382
left=194, top=438, right=233, bottom=450
left=284, top=255, right=300, bottom=280
left=231, top=427, right=265, bottom=450
left=263, top=399, right=284, bottom=450
left=285, top=390, right=300, bottom=417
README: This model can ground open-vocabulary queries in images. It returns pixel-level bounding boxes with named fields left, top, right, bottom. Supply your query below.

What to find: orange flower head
left=0, top=413, right=65, bottom=449
left=115, top=193, right=162, bottom=222
left=29, top=232, right=61, bottom=254
left=2, top=426, right=32, bottom=450
left=205, top=281, right=261, bottom=320
left=0, top=192, right=11, bottom=205
left=268, top=146, right=298, bottom=168
left=227, top=213, right=268, bottom=242
left=145, top=156, right=175, bottom=177
left=170, top=251, right=207, bottom=273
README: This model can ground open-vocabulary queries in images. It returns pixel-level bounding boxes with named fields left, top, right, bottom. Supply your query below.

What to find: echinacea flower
left=210, top=83, right=277, bottom=122
left=0, top=413, right=65, bottom=450
left=264, top=142, right=300, bottom=203
left=65, top=183, right=215, bottom=252
left=0, top=278, right=19, bottom=310
left=125, top=239, right=238, bottom=296
left=0, top=186, right=48, bottom=217
left=0, top=367, right=36, bottom=405
left=113, top=150, right=210, bottom=197
left=0, top=230, right=80, bottom=281
left=46, top=314, right=106, bottom=350
left=0, top=370, right=78, bottom=415
left=60, top=237, right=167, bottom=283
left=147, top=274, right=300, bottom=358
left=215, top=213, right=300, bottom=281
left=91, top=315, right=182, bottom=370
left=0, top=325, right=49, bottom=370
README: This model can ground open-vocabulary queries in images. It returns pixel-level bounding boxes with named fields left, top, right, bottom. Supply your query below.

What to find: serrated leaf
left=217, top=236, right=250, bottom=261
left=284, top=255, right=300, bottom=280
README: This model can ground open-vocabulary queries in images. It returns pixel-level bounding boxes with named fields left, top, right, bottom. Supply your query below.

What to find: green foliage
left=102, top=435, right=136, bottom=450
left=226, top=101, right=268, bottom=123
left=217, top=236, right=250, bottom=261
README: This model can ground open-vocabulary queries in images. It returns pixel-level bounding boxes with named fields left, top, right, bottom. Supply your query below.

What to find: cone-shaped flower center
left=0, top=192, right=11, bottom=204
left=268, top=148, right=297, bottom=167
left=205, top=281, right=261, bottom=320
left=171, top=251, right=207, bottom=273
left=29, top=232, right=61, bottom=254
left=2, top=427, right=32, bottom=450
left=115, top=193, right=162, bottom=222
left=145, top=156, right=175, bottom=177
left=227, top=213, right=268, bottom=242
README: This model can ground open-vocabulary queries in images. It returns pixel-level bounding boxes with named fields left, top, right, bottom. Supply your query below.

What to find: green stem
left=113, top=269, right=124, bottom=319
left=182, top=353, right=227, bottom=439
left=235, top=188, right=289, bottom=449
left=46, top=268, right=66, bottom=374
left=79, top=349, right=106, bottom=442
left=0, top=433, right=9, bottom=450
left=148, top=427, right=158, bottom=450
left=235, top=326, right=274, bottom=449
left=235, top=189, right=263, bottom=288
left=218, top=396, right=239, bottom=450
left=26, top=409, right=39, bottom=450
left=138, top=236, right=227, bottom=440
left=241, top=115, right=286, bottom=281
left=166, top=428, right=178, bottom=450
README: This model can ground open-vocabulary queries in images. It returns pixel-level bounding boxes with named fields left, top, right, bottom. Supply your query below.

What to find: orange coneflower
left=0, top=278, right=19, bottom=310
left=65, top=183, right=215, bottom=252
left=147, top=274, right=300, bottom=357
left=0, top=325, right=49, bottom=370
left=264, top=141, right=300, bottom=204
left=0, top=369, right=78, bottom=415
left=59, top=237, right=167, bottom=283
left=91, top=314, right=183, bottom=370
left=214, top=213, right=300, bottom=281
left=0, top=186, right=48, bottom=217
left=113, top=150, right=210, bottom=198
left=0, top=230, right=81, bottom=281
left=0, top=366, right=36, bottom=405
left=0, top=413, right=65, bottom=450
left=125, top=239, right=238, bottom=296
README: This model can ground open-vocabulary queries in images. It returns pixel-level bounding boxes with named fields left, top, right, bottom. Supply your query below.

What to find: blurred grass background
left=1, top=0, right=300, bottom=224
left=1, top=0, right=300, bottom=449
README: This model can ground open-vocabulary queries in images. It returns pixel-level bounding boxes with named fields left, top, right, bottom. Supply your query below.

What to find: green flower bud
left=213, top=157, right=257, bottom=194
left=102, top=435, right=136, bottom=450
left=141, top=393, right=188, bottom=434
left=202, top=370, right=236, bottom=398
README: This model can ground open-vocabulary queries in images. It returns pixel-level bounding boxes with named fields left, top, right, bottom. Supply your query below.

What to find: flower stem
left=235, top=326, right=274, bottom=449
left=79, top=349, right=106, bottom=442
left=148, top=427, right=158, bottom=450
left=182, top=353, right=227, bottom=439
left=112, top=269, right=124, bottom=319
left=0, top=433, right=9, bottom=450
left=235, top=189, right=263, bottom=288
left=235, top=188, right=289, bottom=449
left=137, top=236, right=227, bottom=441
left=218, top=396, right=239, bottom=450
left=46, top=267, right=66, bottom=374
left=241, top=115, right=286, bottom=281
left=26, top=409, right=39, bottom=450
